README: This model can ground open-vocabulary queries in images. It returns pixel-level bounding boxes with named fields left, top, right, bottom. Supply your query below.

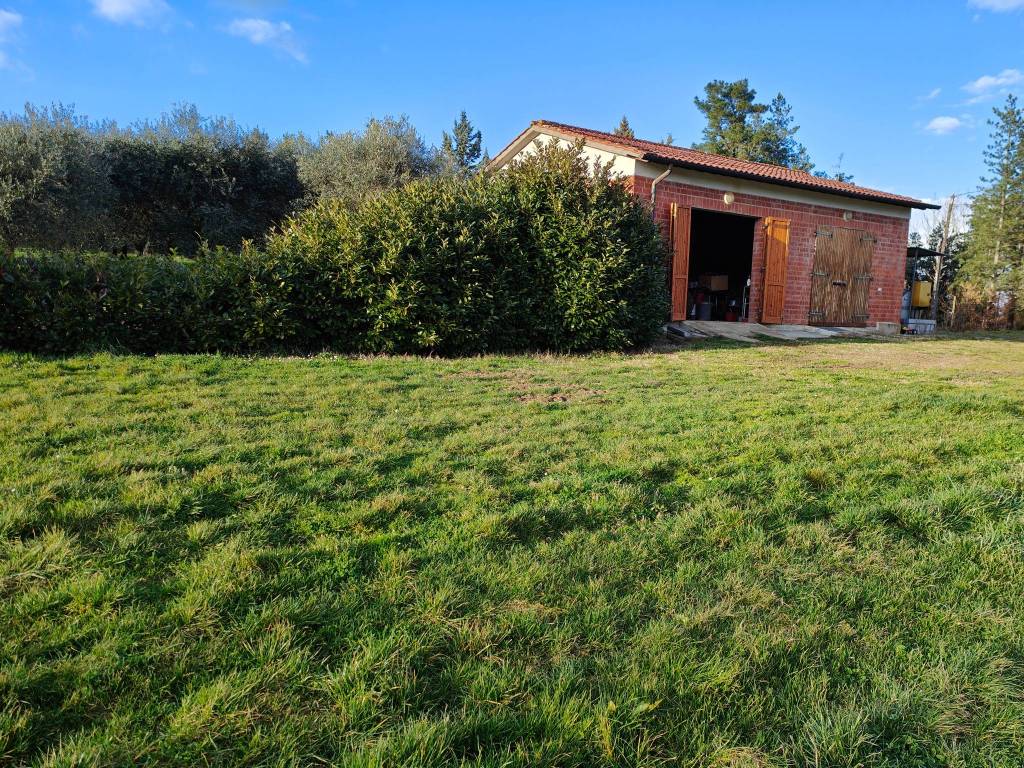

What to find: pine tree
left=663, top=133, right=674, bottom=146
left=962, top=94, right=1024, bottom=326
left=614, top=116, right=635, bottom=139
left=756, top=94, right=813, bottom=171
left=693, top=79, right=812, bottom=171
left=440, top=111, right=483, bottom=175
left=694, top=80, right=761, bottom=158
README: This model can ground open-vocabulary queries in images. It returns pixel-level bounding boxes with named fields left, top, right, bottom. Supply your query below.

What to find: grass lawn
left=2, top=335, right=1024, bottom=767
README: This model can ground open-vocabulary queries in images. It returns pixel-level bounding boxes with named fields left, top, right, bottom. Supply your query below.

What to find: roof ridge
left=536, top=119, right=846, bottom=186
left=530, top=119, right=937, bottom=209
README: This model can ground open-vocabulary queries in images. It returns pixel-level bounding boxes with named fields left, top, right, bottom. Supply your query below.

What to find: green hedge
left=0, top=251, right=194, bottom=354
left=0, top=142, right=668, bottom=355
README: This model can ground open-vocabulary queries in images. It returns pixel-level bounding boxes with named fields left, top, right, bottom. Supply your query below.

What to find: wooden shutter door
left=670, top=203, right=691, bottom=322
left=809, top=227, right=836, bottom=325
left=849, top=231, right=874, bottom=326
left=809, top=227, right=875, bottom=326
left=761, top=217, right=790, bottom=324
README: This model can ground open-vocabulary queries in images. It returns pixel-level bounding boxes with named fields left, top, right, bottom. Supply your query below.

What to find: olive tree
left=0, top=104, right=111, bottom=254
left=297, top=116, right=438, bottom=209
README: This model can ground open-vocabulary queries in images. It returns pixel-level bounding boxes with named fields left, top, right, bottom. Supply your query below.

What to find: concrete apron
left=666, top=321, right=894, bottom=343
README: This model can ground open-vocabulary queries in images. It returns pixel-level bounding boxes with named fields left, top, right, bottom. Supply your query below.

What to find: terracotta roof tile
left=531, top=120, right=938, bottom=210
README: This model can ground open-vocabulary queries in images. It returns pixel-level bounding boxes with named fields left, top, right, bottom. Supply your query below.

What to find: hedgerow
left=0, top=142, right=668, bottom=355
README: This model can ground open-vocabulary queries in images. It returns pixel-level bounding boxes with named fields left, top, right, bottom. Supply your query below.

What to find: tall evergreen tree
left=962, top=94, right=1024, bottom=326
left=694, top=79, right=762, bottom=158
left=614, top=116, right=635, bottom=139
left=693, top=79, right=812, bottom=171
left=758, top=94, right=813, bottom=171
left=440, top=111, right=482, bottom=175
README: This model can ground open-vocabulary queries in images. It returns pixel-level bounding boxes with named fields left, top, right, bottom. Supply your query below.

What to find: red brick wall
left=630, top=175, right=911, bottom=325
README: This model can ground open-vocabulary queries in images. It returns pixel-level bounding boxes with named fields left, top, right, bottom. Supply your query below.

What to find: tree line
left=1, top=141, right=666, bottom=355
left=0, top=103, right=484, bottom=256
left=905, top=96, right=1023, bottom=329
left=958, top=95, right=1024, bottom=328
left=1, top=78, right=849, bottom=261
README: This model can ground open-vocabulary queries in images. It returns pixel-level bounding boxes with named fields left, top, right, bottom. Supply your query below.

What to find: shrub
left=268, top=176, right=523, bottom=354
left=267, top=140, right=669, bottom=353
left=0, top=142, right=669, bottom=355
left=0, top=250, right=196, bottom=353
left=498, top=140, right=669, bottom=351
left=0, top=247, right=308, bottom=354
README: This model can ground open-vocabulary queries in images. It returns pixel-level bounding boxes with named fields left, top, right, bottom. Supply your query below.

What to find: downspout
left=649, top=164, right=675, bottom=326
left=650, top=165, right=672, bottom=205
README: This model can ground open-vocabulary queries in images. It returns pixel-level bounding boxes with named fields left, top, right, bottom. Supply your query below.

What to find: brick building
left=490, top=121, right=937, bottom=328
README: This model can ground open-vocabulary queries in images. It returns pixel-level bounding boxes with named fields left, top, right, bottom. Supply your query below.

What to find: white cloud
left=91, top=0, right=171, bottom=26
left=924, top=87, right=941, bottom=100
left=925, top=116, right=963, bottom=135
left=0, top=8, right=22, bottom=70
left=968, top=0, right=1024, bottom=10
left=226, top=17, right=306, bottom=62
left=963, top=68, right=1024, bottom=102
left=0, top=8, right=22, bottom=41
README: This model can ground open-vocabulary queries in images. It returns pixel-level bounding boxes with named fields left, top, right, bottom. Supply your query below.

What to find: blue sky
left=0, top=0, right=1022, bottom=217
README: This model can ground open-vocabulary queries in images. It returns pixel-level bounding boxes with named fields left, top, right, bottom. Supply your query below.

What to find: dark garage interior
left=687, top=209, right=757, bottom=321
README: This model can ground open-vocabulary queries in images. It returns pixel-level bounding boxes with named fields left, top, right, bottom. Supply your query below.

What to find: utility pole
left=932, top=193, right=956, bottom=323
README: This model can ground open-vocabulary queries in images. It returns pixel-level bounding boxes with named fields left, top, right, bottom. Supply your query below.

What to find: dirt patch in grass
left=449, top=368, right=608, bottom=403
left=514, top=385, right=607, bottom=403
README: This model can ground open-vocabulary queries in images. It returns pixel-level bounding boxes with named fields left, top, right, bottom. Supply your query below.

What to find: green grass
left=2, top=335, right=1024, bottom=767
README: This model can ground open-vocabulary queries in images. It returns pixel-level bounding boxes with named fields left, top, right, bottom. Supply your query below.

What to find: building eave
left=640, top=151, right=940, bottom=210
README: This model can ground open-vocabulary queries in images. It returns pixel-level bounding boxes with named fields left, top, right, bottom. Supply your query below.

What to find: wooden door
left=761, top=217, right=790, bottom=324
left=670, top=203, right=691, bottom=321
left=849, top=232, right=874, bottom=325
left=809, top=227, right=875, bottom=326
left=809, top=227, right=838, bottom=325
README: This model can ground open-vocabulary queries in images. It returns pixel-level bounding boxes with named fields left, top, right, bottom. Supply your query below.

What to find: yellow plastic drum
left=911, top=281, right=932, bottom=308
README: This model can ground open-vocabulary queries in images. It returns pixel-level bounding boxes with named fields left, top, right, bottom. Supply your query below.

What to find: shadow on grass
left=3, top=330, right=1023, bottom=363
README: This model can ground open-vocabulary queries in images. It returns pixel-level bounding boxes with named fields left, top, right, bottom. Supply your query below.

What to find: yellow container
left=911, top=281, right=932, bottom=308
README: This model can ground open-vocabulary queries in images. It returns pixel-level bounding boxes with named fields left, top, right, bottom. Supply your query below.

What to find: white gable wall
left=507, top=131, right=639, bottom=178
